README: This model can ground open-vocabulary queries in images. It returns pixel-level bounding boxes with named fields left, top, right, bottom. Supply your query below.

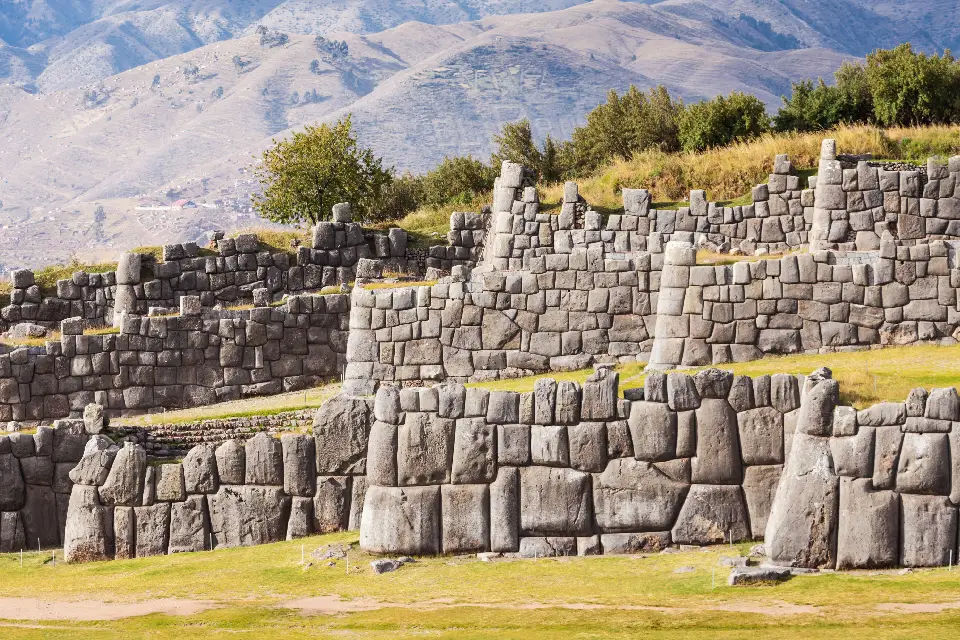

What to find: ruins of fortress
left=3, top=139, right=960, bottom=572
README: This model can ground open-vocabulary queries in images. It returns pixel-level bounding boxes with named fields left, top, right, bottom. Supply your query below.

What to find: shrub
left=678, top=92, right=770, bottom=152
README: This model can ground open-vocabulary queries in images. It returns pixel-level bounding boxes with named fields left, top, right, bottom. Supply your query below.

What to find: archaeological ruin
left=3, top=138, right=960, bottom=571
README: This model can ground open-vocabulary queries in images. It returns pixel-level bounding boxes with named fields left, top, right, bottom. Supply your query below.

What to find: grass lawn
left=1, top=533, right=960, bottom=637
left=471, top=343, right=960, bottom=409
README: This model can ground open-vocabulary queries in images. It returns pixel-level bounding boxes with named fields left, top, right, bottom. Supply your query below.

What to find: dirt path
left=0, top=598, right=218, bottom=621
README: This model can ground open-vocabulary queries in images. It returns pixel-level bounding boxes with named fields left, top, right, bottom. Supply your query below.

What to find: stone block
left=398, top=413, right=454, bottom=486
left=900, top=494, right=957, bottom=567
left=691, top=399, right=741, bottom=484
left=313, top=395, right=371, bottom=475
left=568, top=422, right=607, bottom=472
left=169, top=496, right=209, bottom=553
left=209, top=485, right=291, bottom=549
left=896, top=433, right=950, bottom=495
left=519, top=467, right=592, bottom=536
left=314, top=476, right=351, bottom=533
left=360, top=486, right=441, bottom=555
left=98, top=442, right=146, bottom=507
left=593, top=459, right=688, bottom=532
left=155, top=464, right=185, bottom=502
left=451, top=418, right=496, bottom=484
left=671, top=484, right=750, bottom=544
left=183, top=444, right=219, bottom=494
left=134, top=502, right=170, bottom=557
left=628, top=401, right=677, bottom=462
left=490, top=467, right=519, bottom=553
left=737, top=407, right=783, bottom=465
left=441, top=484, right=489, bottom=554
left=244, top=433, right=283, bottom=485
left=742, top=465, right=782, bottom=539
left=214, top=440, right=245, bottom=485
left=601, top=532, right=671, bottom=554
left=531, top=425, right=569, bottom=466
left=836, top=478, right=898, bottom=570
left=282, top=434, right=316, bottom=496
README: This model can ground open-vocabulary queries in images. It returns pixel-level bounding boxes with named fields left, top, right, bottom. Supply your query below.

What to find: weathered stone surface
left=169, top=495, right=209, bottom=553
left=0, top=511, right=26, bottom=553
left=601, top=532, right=671, bottom=554
left=900, top=494, right=957, bottom=567
left=628, top=401, right=677, bottom=462
left=694, top=369, right=733, bottom=399
left=348, top=476, right=367, bottom=531
left=214, top=440, right=245, bottom=485
left=210, top=485, right=291, bottom=549
left=925, top=387, right=960, bottom=421
left=671, top=484, right=750, bottom=544
left=796, top=379, right=838, bottom=436
left=519, top=467, right=592, bottom=536
left=518, top=536, right=577, bottom=558
left=593, top=458, right=688, bottom=532
left=830, top=428, right=875, bottom=478
left=490, top=467, right=519, bottom=553
left=314, top=395, right=371, bottom=474
left=314, top=476, right=351, bottom=533
left=244, top=433, right=283, bottom=485
left=282, top=434, right=316, bottom=497
left=366, top=421, right=398, bottom=486
left=873, top=426, right=904, bottom=490
left=53, top=420, right=87, bottom=463
left=19, top=455, right=52, bottom=486
left=0, top=453, right=25, bottom=511
left=360, top=486, right=441, bottom=555
left=737, top=407, right=784, bottom=465
left=134, top=502, right=171, bottom=557
left=742, top=465, right=783, bottom=540
left=374, top=386, right=403, bottom=424
left=691, top=399, right=741, bottom=484
left=497, top=424, right=530, bottom=465
left=836, top=478, right=898, bottom=570
left=63, top=485, right=112, bottom=563
left=441, top=484, right=489, bottom=553
left=287, top=496, right=314, bottom=540
left=155, top=464, right=185, bottom=502
left=728, top=566, right=791, bottom=586
left=98, top=442, right=146, bottom=507
left=114, top=507, right=134, bottom=559
left=582, top=368, right=619, bottom=420
left=568, top=422, right=607, bottom=472
left=896, top=433, right=950, bottom=495
left=183, top=444, right=219, bottom=494
left=857, top=402, right=906, bottom=427
left=68, top=440, right=118, bottom=487
left=667, top=373, right=700, bottom=411
left=531, top=425, right=569, bottom=466
left=398, top=413, right=454, bottom=486
left=765, top=434, right=839, bottom=568
left=451, top=418, right=496, bottom=484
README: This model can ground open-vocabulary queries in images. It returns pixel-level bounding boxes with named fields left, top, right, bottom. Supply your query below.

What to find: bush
left=678, top=92, right=770, bottom=152
left=866, top=44, right=960, bottom=126
left=421, top=156, right=496, bottom=207
left=774, top=63, right=873, bottom=132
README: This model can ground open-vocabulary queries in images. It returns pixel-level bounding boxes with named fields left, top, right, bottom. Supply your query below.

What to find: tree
left=774, top=62, right=874, bottom=132
left=421, top=156, right=496, bottom=206
left=677, top=92, right=770, bottom=152
left=866, top=44, right=960, bottom=126
left=492, top=119, right=542, bottom=171
left=252, top=116, right=392, bottom=225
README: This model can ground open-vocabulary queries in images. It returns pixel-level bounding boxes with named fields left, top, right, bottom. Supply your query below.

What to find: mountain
left=0, top=0, right=957, bottom=271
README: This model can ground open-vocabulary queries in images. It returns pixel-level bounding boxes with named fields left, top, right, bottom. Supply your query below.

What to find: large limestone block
left=628, top=401, right=677, bottom=462
left=873, top=426, right=904, bottom=490
left=214, top=440, right=245, bottom=484
left=287, top=496, right=314, bottom=540
left=582, top=368, right=619, bottom=420
left=134, top=503, right=171, bottom=557
left=531, top=425, right=569, bottom=466
left=896, top=433, right=950, bottom=495
left=98, top=442, right=146, bottom=507
left=451, top=418, right=496, bottom=484
left=282, top=435, right=316, bottom=497
left=836, top=478, right=898, bottom=570
left=925, top=387, right=960, bottom=421
left=519, top=467, right=592, bottom=536
left=63, top=485, right=112, bottom=563
left=601, top=532, right=671, bottom=554
left=667, top=373, right=700, bottom=411
left=671, top=484, right=750, bottom=545
left=210, top=485, right=291, bottom=549
left=830, top=427, right=875, bottom=478
left=0, top=512, right=26, bottom=553
left=691, top=399, right=742, bottom=484
left=313, top=395, right=371, bottom=474
left=314, top=476, right=351, bottom=533
left=900, top=494, right=957, bottom=567
left=568, top=422, right=607, bottom=472
left=742, top=465, right=783, bottom=539
left=0, top=453, right=25, bottom=511
left=244, top=433, right=283, bottom=485
left=67, top=437, right=118, bottom=486
left=155, top=464, right=185, bottom=502
left=348, top=477, right=368, bottom=531
left=52, top=420, right=88, bottom=463
left=114, top=507, right=134, bottom=560
left=737, top=407, right=784, bottom=465
left=490, top=467, right=519, bottom=553
left=441, top=484, right=490, bottom=554
left=796, top=379, right=838, bottom=436
left=398, top=413, right=454, bottom=486
left=169, top=495, right=210, bottom=554
left=359, top=486, right=441, bottom=555
left=593, top=458, right=688, bottom=533
left=366, top=421, right=398, bottom=486
left=765, top=434, right=839, bottom=568
left=518, top=537, right=576, bottom=558
left=183, top=444, right=219, bottom=494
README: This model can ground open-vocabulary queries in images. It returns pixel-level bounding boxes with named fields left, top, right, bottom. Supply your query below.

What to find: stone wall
left=358, top=368, right=792, bottom=556
left=646, top=234, right=959, bottom=370
left=0, top=420, right=91, bottom=552
left=426, top=211, right=491, bottom=273
left=0, top=293, right=349, bottom=422
left=62, top=395, right=371, bottom=562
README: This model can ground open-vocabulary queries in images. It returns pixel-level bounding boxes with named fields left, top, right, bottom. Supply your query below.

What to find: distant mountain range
left=0, top=0, right=957, bottom=270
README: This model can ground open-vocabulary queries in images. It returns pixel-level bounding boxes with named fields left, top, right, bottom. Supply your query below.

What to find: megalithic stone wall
left=766, top=375, right=960, bottom=570
left=358, top=368, right=795, bottom=556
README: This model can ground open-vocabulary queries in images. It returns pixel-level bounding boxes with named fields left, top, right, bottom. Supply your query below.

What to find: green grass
left=2, top=533, right=960, bottom=638
left=383, top=203, right=460, bottom=249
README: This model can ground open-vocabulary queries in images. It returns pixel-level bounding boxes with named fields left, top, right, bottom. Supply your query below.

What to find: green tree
left=252, top=115, right=392, bottom=225
left=421, top=156, right=496, bottom=206
left=492, top=119, right=543, bottom=171
left=866, top=44, right=960, bottom=126
left=774, top=62, right=874, bottom=132
left=677, top=92, right=770, bottom=152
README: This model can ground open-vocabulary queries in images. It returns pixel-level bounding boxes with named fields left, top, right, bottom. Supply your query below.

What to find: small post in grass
left=301, top=544, right=304, bottom=566
left=37, top=538, right=40, bottom=553
left=712, top=568, right=715, bottom=590
left=950, top=550, right=953, bottom=571
left=20, top=549, right=22, bottom=568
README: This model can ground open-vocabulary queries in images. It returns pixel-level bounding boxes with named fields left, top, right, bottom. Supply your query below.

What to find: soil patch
left=0, top=597, right=217, bottom=621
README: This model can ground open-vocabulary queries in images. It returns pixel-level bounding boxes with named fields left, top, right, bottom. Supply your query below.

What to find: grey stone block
left=742, top=465, right=782, bottom=539
left=451, top=418, right=496, bottom=484
left=568, top=422, right=607, bottom=472
left=314, top=476, right=351, bottom=533
left=691, top=399, right=742, bottom=484
left=519, top=466, right=592, bottom=536
left=314, top=395, right=371, bottom=475
left=244, top=433, right=283, bottom=485
left=737, top=407, right=783, bottom=465
left=900, top=494, right=957, bottom=567
left=601, top=532, right=671, bottom=554
left=531, top=425, right=569, bottom=467
left=183, top=444, right=219, bottom=494
left=134, top=502, right=171, bottom=557
left=836, top=478, right=898, bottom=570
left=896, top=433, right=950, bottom=495
left=593, top=458, right=688, bottom=533
left=282, top=434, right=316, bottom=497
left=628, top=401, right=677, bottom=462
left=441, top=484, right=489, bottom=554
left=360, top=486, right=441, bottom=555
left=398, top=413, right=453, bottom=486
left=671, top=484, right=750, bottom=545
left=169, top=495, right=209, bottom=553
left=98, top=442, right=146, bottom=507
left=214, top=440, right=245, bottom=485
left=490, top=467, right=519, bottom=553
left=209, top=485, right=291, bottom=549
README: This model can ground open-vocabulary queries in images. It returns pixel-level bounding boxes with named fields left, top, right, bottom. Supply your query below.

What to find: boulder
left=671, top=484, right=750, bottom=544
left=98, top=442, right=146, bottom=507
left=63, top=485, right=112, bottom=563
left=628, top=401, right=677, bottom=462
left=168, top=496, right=210, bottom=553
left=209, top=485, right=291, bottom=549
left=836, top=478, right=898, bottom=569
left=360, top=486, right=441, bottom=555
left=600, top=532, right=671, bottom=554
left=281, top=434, right=316, bottom=497
left=0, top=453, right=25, bottom=511
left=900, top=494, right=957, bottom=567
left=691, top=399, right=742, bottom=484
left=519, top=467, right=592, bottom=536
left=896, top=433, right=950, bottom=495
left=244, top=433, right=283, bottom=485
left=20, top=456, right=54, bottom=485
left=214, top=440, right=245, bottom=484
left=737, top=407, right=784, bottom=465
left=398, top=413, right=454, bottom=486
left=518, top=537, right=577, bottom=558
left=314, top=476, right=351, bottom=533
left=490, top=467, right=519, bottom=553
left=134, top=502, right=171, bottom=557
left=593, top=458, right=688, bottom=532
left=313, top=395, right=372, bottom=474
left=441, top=484, right=490, bottom=554
left=741, top=465, right=783, bottom=539
left=155, top=464, right=185, bottom=502
left=183, top=444, right=219, bottom=494
left=830, top=427, right=875, bottom=478
left=451, top=418, right=496, bottom=484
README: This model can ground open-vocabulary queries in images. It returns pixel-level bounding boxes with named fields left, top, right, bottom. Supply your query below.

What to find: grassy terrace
left=1, top=532, right=959, bottom=637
